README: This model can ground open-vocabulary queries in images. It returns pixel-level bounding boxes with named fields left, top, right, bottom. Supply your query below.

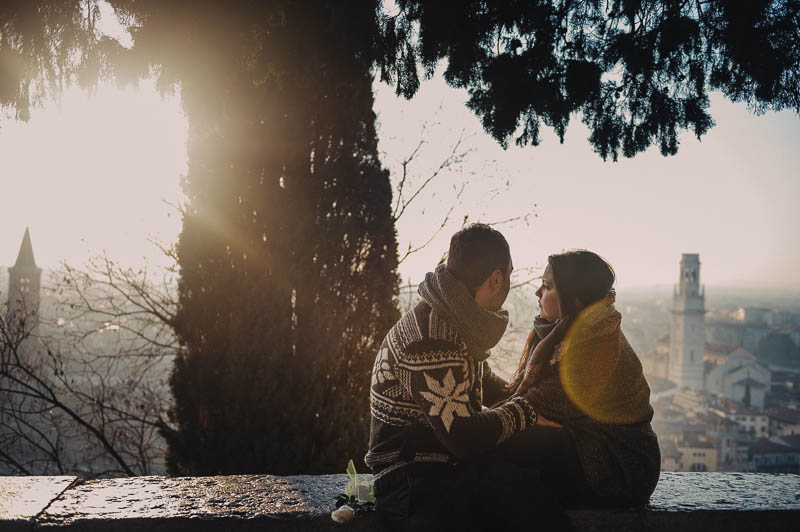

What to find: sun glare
left=0, top=79, right=188, bottom=271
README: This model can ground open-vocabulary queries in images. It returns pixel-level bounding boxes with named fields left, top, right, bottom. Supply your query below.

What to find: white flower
left=331, top=505, right=355, bottom=524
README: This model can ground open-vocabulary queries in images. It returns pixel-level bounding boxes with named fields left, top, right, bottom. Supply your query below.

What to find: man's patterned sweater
left=366, top=301, right=538, bottom=488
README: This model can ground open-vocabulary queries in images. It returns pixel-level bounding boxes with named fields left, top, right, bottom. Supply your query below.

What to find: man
left=366, top=224, right=553, bottom=531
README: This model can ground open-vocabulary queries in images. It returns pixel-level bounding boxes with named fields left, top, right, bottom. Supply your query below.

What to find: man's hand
left=536, top=414, right=562, bottom=428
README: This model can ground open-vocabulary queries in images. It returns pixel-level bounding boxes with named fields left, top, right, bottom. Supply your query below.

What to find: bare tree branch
left=1, top=244, right=178, bottom=476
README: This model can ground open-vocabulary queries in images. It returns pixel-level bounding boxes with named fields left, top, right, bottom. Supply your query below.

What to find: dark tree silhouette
left=378, top=0, right=800, bottom=159
left=757, top=332, right=800, bottom=368
left=743, top=379, right=752, bottom=408
left=108, top=1, right=400, bottom=474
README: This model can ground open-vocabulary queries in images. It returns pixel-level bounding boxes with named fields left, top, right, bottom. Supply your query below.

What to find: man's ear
left=490, top=268, right=503, bottom=291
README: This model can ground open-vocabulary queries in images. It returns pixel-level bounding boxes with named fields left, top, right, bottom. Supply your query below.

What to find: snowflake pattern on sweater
left=420, top=369, right=471, bottom=432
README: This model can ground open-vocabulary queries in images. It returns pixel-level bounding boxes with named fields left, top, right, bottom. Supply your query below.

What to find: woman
left=503, top=250, right=660, bottom=507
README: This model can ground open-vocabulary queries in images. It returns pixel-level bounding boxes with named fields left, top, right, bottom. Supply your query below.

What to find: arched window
left=690, top=463, right=708, bottom=472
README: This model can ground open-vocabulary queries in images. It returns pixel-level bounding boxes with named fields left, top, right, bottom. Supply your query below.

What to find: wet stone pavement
left=0, top=476, right=76, bottom=532
left=1, top=472, right=799, bottom=531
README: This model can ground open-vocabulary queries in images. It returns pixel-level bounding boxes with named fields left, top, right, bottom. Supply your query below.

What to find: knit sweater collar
left=418, top=264, right=509, bottom=362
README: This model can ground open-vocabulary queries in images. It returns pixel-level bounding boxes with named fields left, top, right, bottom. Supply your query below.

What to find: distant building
left=668, top=254, right=705, bottom=391
left=1, top=228, right=44, bottom=474
left=779, top=324, right=800, bottom=349
left=706, top=348, right=771, bottom=408
left=672, top=387, right=710, bottom=412
left=648, top=375, right=678, bottom=402
left=659, top=439, right=681, bottom=471
left=652, top=418, right=707, bottom=444
left=748, top=437, right=800, bottom=473
left=727, top=407, right=770, bottom=437
left=705, top=320, right=772, bottom=355
left=696, top=410, right=741, bottom=470
left=6, top=227, right=42, bottom=336
left=643, top=334, right=670, bottom=379
left=732, top=307, right=774, bottom=326
left=677, top=433, right=718, bottom=471
left=769, top=370, right=800, bottom=408
left=704, top=342, right=738, bottom=366
left=646, top=334, right=738, bottom=382
left=767, top=407, right=800, bottom=436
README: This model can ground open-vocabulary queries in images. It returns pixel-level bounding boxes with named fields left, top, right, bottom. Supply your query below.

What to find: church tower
left=668, top=253, right=705, bottom=390
left=7, top=227, right=42, bottom=335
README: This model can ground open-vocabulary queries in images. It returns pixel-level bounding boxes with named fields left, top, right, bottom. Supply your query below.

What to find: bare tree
left=0, top=247, right=179, bottom=477
left=380, top=107, right=539, bottom=312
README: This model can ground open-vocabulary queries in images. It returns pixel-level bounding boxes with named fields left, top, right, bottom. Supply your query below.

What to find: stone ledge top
left=0, top=476, right=75, bottom=521
left=1, top=472, right=799, bottom=530
left=38, top=474, right=347, bottom=524
left=648, top=472, right=800, bottom=511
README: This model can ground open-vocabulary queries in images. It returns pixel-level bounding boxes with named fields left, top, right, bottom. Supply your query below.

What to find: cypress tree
left=131, top=1, right=400, bottom=474
left=0, top=0, right=399, bottom=475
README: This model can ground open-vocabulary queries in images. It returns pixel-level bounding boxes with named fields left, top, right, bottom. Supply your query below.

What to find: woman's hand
left=536, top=414, right=562, bottom=428
left=515, top=363, right=537, bottom=395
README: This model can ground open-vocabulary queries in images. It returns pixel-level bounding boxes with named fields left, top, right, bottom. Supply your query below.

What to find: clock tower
left=668, top=253, right=705, bottom=391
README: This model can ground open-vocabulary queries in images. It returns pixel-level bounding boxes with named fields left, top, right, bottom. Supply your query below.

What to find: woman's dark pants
left=375, top=427, right=585, bottom=532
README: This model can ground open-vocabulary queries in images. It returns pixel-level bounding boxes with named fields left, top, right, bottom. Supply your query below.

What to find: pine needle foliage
left=378, top=0, right=800, bottom=160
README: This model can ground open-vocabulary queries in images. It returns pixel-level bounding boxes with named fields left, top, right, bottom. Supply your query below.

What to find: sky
left=1, top=13, right=799, bottom=292
left=375, top=76, right=800, bottom=289
left=0, top=80, right=187, bottom=272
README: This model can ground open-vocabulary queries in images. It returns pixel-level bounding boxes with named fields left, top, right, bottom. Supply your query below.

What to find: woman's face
left=535, top=263, right=560, bottom=322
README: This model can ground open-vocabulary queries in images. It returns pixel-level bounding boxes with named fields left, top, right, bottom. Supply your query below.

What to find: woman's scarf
left=418, top=264, right=509, bottom=362
left=509, top=316, right=568, bottom=390
left=514, top=298, right=653, bottom=425
left=533, top=316, right=558, bottom=343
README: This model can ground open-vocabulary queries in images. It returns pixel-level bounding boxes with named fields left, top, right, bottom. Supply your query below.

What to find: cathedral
left=667, top=253, right=772, bottom=404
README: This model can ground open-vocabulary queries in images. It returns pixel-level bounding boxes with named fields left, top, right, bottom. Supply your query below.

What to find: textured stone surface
left=39, top=474, right=350, bottom=524
left=568, top=472, right=800, bottom=532
left=0, top=476, right=76, bottom=532
left=648, top=472, right=800, bottom=510
left=0, top=472, right=797, bottom=531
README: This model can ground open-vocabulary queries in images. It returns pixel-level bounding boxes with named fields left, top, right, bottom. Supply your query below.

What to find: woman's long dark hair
left=512, top=250, right=615, bottom=385
left=549, top=250, right=615, bottom=319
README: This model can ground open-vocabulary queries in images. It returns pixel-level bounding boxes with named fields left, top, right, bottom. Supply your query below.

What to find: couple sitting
left=366, top=224, right=660, bottom=531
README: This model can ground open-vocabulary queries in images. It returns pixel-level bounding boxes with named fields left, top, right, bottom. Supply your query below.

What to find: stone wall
left=1, top=472, right=799, bottom=531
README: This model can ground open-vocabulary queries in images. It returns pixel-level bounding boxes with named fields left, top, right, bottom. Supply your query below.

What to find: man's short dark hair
left=446, top=223, right=511, bottom=295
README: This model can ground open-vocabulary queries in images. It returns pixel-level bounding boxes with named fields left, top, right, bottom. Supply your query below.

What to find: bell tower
left=668, top=253, right=706, bottom=390
left=7, top=227, right=42, bottom=335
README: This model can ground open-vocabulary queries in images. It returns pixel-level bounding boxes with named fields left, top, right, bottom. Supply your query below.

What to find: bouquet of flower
left=332, top=459, right=375, bottom=524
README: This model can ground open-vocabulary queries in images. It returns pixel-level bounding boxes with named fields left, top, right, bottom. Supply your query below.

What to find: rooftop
left=10, top=227, right=38, bottom=270
left=751, top=437, right=798, bottom=455
left=705, top=342, right=739, bottom=356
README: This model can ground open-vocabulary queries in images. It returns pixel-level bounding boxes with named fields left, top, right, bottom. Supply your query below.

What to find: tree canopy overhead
left=378, top=0, right=800, bottom=159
